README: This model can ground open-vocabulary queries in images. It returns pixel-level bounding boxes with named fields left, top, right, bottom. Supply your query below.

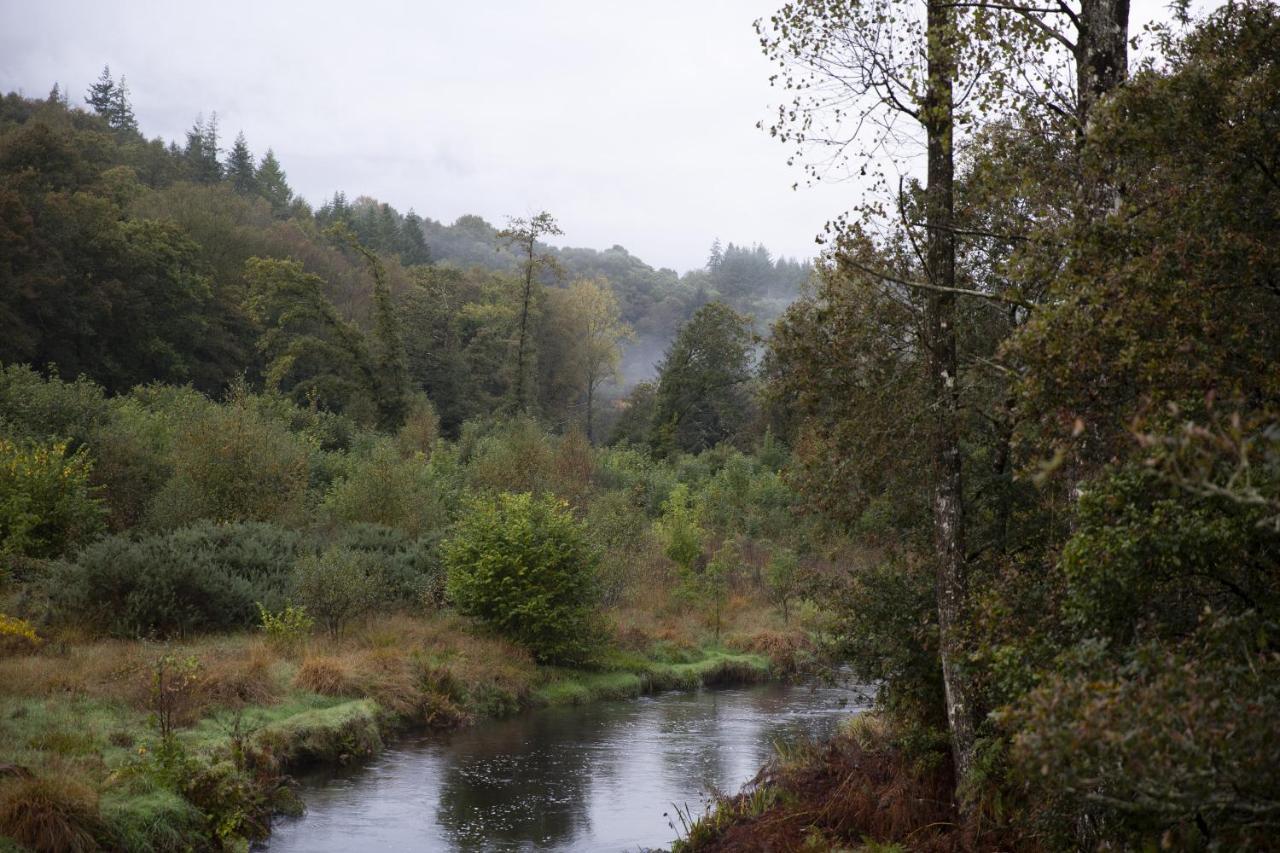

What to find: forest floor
left=0, top=597, right=812, bottom=852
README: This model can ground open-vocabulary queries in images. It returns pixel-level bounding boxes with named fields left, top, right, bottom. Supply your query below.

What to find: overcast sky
left=2, top=0, right=1186, bottom=273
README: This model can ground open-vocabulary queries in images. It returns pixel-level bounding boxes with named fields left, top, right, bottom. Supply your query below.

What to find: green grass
left=1, top=637, right=781, bottom=852
left=532, top=647, right=770, bottom=706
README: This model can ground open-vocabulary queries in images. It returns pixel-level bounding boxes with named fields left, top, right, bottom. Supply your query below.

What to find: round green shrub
left=444, top=492, right=599, bottom=664
left=54, top=521, right=302, bottom=637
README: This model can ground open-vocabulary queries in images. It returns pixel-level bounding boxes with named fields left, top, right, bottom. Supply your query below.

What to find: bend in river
left=265, top=680, right=868, bottom=852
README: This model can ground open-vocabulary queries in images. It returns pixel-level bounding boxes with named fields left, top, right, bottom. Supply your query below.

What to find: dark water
left=264, top=681, right=868, bottom=852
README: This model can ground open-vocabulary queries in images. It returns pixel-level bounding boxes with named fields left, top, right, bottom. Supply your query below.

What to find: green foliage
left=765, top=548, right=799, bottom=623
left=328, top=522, right=445, bottom=606
left=653, top=483, right=704, bottom=574
left=1061, top=466, right=1280, bottom=644
left=294, top=548, right=383, bottom=638
left=1006, top=612, right=1280, bottom=847
left=700, top=542, right=737, bottom=640
left=444, top=492, right=599, bottom=664
left=243, top=256, right=379, bottom=423
left=257, top=603, right=314, bottom=655
left=55, top=521, right=302, bottom=636
left=651, top=302, right=755, bottom=455
left=144, top=388, right=312, bottom=529
left=321, top=439, right=451, bottom=538
left=0, top=438, right=104, bottom=558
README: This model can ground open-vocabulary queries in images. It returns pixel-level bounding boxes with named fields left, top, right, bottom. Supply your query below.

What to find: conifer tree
left=256, top=148, right=293, bottom=216
left=185, top=113, right=222, bottom=183
left=225, top=131, right=257, bottom=194
left=111, top=75, right=138, bottom=132
left=400, top=210, right=432, bottom=266
left=85, top=65, right=115, bottom=116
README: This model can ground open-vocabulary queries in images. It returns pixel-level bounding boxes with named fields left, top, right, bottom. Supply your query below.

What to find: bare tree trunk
left=515, top=238, right=534, bottom=412
left=1076, top=0, right=1130, bottom=218
left=925, top=0, right=978, bottom=788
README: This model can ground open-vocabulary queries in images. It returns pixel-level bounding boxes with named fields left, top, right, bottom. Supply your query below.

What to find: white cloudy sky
left=2, top=0, right=1188, bottom=272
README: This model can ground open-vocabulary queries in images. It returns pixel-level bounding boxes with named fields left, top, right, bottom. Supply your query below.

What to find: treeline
left=738, top=1, right=1280, bottom=849
left=0, top=69, right=809, bottom=438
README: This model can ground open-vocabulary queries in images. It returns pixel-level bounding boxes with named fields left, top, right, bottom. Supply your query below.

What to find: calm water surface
left=264, top=680, right=868, bottom=852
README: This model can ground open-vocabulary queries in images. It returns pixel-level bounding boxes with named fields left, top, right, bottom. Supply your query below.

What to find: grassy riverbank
left=0, top=605, right=807, bottom=853
left=669, top=715, right=966, bottom=853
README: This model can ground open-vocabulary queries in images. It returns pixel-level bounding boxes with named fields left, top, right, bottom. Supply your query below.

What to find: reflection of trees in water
left=432, top=705, right=601, bottom=850
left=427, top=684, right=863, bottom=850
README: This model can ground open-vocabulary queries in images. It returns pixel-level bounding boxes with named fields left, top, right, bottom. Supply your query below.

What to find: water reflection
left=266, top=681, right=865, bottom=853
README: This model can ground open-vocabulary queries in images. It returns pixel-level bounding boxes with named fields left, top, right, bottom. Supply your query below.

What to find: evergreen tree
left=651, top=302, right=754, bottom=455
left=85, top=65, right=115, bottom=117
left=255, top=148, right=293, bottom=216
left=111, top=75, right=138, bottom=132
left=400, top=209, right=432, bottom=266
left=224, top=131, right=257, bottom=194
left=185, top=113, right=222, bottom=183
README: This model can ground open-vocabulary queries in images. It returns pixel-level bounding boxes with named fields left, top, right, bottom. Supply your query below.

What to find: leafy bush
left=0, top=438, right=105, bottom=558
left=144, top=391, right=312, bottom=529
left=1061, top=466, right=1280, bottom=643
left=463, top=417, right=555, bottom=495
left=585, top=488, right=652, bottom=604
left=294, top=548, right=383, bottom=638
left=1007, top=612, right=1280, bottom=848
left=257, top=603, right=314, bottom=655
left=444, top=492, right=600, bottom=664
left=765, top=548, right=800, bottom=623
left=55, top=522, right=302, bottom=636
left=321, top=440, right=449, bottom=538
left=0, top=364, right=111, bottom=444
left=653, top=483, right=704, bottom=574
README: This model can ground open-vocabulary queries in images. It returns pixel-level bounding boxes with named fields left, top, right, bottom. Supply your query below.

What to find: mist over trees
left=0, top=68, right=813, bottom=441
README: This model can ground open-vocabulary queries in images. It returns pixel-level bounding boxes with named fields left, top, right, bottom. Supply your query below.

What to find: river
left=264, top=680, right=868, bottom=852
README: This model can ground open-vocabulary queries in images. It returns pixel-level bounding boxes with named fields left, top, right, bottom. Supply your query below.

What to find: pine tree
left=185, top=113, right=222, bottom=183
left=84, top=66, right=137, bottom=132
left=111, top=76, right=138, bottom=132
left=225, top=131, right=257, bottom=194
left=85, top=65, right=115, bottom=116
left=256, top=149, right=293, bottom=216
left=400, top=210, right=431, bottom=266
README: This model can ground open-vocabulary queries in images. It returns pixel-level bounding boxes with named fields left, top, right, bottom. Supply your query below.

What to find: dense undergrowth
left=0, top=365, right=842, bottom=852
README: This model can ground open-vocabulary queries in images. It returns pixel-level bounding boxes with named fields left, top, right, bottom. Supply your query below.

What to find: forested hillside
left=0, top=79, right=809, bottom=430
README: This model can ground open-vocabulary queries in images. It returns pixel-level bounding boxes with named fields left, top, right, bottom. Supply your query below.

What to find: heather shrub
left=55, top=521, right=302, bottom=636
left=329, top=523, right=445, bottom=605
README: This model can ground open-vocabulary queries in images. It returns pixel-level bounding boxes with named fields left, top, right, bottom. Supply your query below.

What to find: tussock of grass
left=99, top=789, right=203, bottom=853
left=292, top=656, right=355, bottom=697
left=0, top=775, right=102, bottom=853
left=254, top=699, right=383, bottom=768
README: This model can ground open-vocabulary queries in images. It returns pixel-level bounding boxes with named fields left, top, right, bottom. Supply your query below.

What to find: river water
left=264, top=680, right=868, bottom=852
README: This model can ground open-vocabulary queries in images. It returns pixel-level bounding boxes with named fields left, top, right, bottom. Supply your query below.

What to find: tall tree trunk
left=1075, top=0, right=1130, bottom=219
left=586, top=376, right=595, bottom=442
left=514, top=239, right=534, bottom=412
left=924, top=0, right=978, bottom=788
